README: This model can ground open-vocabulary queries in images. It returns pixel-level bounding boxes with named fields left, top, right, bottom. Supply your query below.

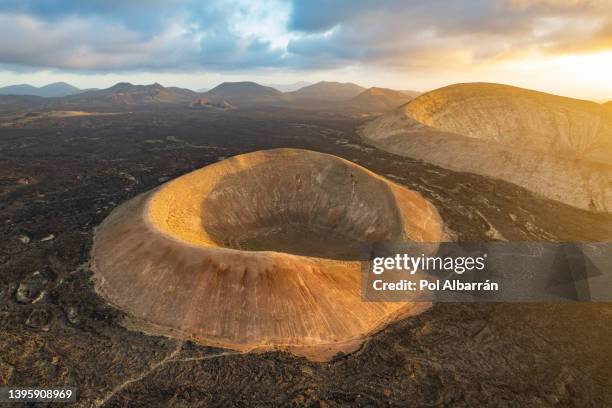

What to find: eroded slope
left=361, top=83, right=612, bottom=212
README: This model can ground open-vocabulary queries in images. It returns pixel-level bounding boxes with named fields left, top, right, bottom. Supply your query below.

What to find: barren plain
left=1, top=106, right=612, bottom=406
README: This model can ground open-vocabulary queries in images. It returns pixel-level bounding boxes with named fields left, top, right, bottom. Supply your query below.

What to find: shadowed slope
left=92, top=149, right=443, bottom=360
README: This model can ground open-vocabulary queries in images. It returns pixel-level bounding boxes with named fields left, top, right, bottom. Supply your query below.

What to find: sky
left=0, top=0, right=611, bottom=100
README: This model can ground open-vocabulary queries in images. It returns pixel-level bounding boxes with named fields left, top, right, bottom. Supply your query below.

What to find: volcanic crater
left=91, top=148, right=443, bottom=360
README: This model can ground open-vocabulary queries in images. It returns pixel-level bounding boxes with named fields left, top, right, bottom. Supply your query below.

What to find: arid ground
left=1, top=107, right=611, bottom=407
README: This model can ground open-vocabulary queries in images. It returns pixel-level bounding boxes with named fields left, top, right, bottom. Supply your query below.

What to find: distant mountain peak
left=204, top=81, right=282, bottom=103
left=64, top=82, right=198, bottom=105
left=211, top=81, right=279, bottom=90
left=350, top=87, right=416, bottom=111
left=108, top=82, right=135, bottom=91
left=0, top=82, right=82, bottom=97
left=288, top=81, right=366, bottom=101
left=47, top=81, right=73, bottom=86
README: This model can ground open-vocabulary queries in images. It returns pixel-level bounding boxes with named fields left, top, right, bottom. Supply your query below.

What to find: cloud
left=0, top=0, right=288, bottom=71
left=286, top=0, right=612, bottom=69
left=197, top=28, right=286, bottom=69
left=0, top=0, right=180, bottom=37
left=0, top=0, right=610, bottom=73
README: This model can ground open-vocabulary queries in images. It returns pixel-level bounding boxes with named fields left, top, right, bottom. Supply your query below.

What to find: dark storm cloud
left=0, top=0, right=609, bottom=72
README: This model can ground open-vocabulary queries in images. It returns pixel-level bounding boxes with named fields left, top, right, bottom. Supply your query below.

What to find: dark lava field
left=1, top=107, right=611, bottom=407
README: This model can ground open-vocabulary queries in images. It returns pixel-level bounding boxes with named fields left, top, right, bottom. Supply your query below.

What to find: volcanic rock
left=189, top=97, right=234, bottom=110
left=17, top=234, right=30, bottom=244
left=91, top=148, right=443, bottom=360
left=40, top=234, right=55, bottom=242
left=361, top=83, right=612, bottom=212
left=15, top=271, right=48, bottom=304
left=0, top=360, right=15, bottom=384
left=25, top=308, right=52, bottom=331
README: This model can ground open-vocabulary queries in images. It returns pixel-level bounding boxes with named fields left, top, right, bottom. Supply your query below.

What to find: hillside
left=287, top=81, right=365, bottom=101
left=0, top=82, right=82, bottom=97
left=361, top=82, right=612, bottom=212
left=350, top=87, right=416, bottom=111
left=64, top=82, right=199, bottom=105
left=203, top=82, right=282, bottom=104
left=0, top=95, right=45, bottom=112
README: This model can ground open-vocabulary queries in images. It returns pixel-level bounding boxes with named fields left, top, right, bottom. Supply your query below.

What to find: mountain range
left=0, top=80, right=422, bottom=112
left=64, top=82, right=198, bottom=105
left=2, top=79, right=609, bottom=213
left=0, top=82, right=83, bottom=97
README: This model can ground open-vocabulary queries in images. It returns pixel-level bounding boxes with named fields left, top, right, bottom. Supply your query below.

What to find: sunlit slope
left=361, top=83, right=612, bottom=212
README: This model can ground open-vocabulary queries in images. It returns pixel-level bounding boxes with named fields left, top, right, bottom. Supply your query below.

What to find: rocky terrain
left=189, top=98, right=234, bottom=110
left=0, top=95, right=47, bottom=112
left=1, top=105, right=611, bottom=406
left=361, top=83, right=612, bottom=212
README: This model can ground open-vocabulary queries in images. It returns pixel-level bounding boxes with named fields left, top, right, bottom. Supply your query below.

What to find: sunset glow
left=0, top=0, right=610, bottom=100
